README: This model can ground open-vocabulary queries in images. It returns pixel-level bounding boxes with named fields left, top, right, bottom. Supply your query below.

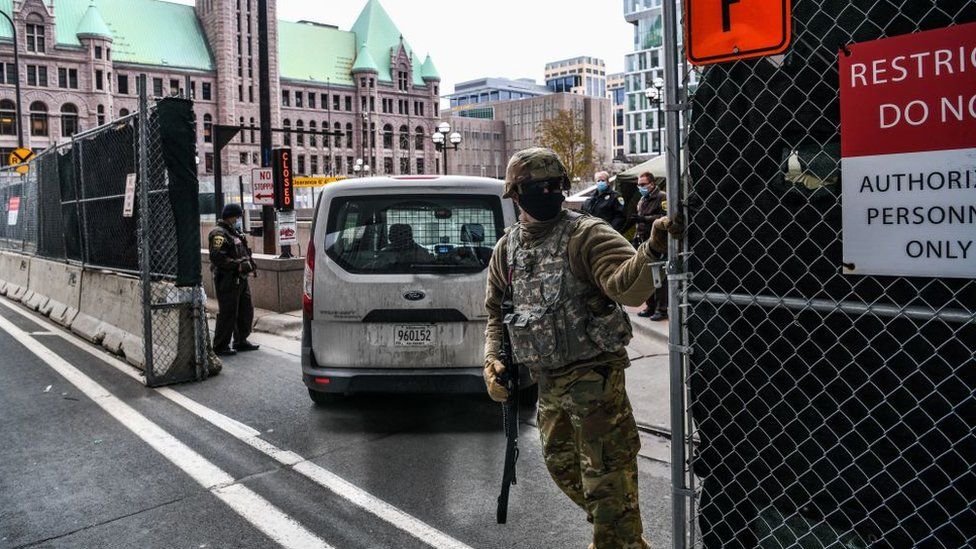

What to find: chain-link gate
left=0, top=78, right=214, bottom=387
left=661, top=1, right=976, bottom=547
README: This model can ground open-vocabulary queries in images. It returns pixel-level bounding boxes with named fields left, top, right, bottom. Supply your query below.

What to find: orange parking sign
left=685, top=0, right=792, bottom=65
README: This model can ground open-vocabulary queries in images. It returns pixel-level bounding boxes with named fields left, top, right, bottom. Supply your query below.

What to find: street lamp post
left=431, top=121, right=461, bottom=176
left=353, top=157, right=370, bottom=178
left=644, top=77, right=665, bottom=155
left=0, top=9, right=25, bottom=148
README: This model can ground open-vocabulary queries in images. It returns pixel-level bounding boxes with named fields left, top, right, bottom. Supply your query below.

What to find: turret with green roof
left=351, top=42, right=379, bottom=74
left=76, top=2, right=113, bottom=41
left=420, top=54, right=440, bottom=82
left=350, top=0, right=431, bottom=86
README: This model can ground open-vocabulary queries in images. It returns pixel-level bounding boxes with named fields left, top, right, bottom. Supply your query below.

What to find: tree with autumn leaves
left=536, top=108, right=604, bottom=187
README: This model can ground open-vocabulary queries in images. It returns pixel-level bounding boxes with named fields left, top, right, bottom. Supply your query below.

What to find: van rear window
left=324, top=194, right=505, bottom=274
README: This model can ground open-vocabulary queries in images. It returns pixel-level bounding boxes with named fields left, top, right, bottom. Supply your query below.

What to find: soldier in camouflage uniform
left=483, top=148, right=671, bottom=549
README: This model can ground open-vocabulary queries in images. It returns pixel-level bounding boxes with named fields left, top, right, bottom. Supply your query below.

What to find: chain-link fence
left=0, top=80, right=213, bottom=387
left=662, top=1, right=976, bottom=547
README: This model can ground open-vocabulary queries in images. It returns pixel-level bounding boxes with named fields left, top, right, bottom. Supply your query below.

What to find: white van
left=301, top=176, right=523, bottom=404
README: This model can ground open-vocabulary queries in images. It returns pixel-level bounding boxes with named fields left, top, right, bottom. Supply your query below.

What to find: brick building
left=0, top=0, right=442, bottom=177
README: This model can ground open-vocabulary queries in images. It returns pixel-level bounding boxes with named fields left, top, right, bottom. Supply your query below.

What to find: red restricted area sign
left=839, top=22, right=976, bottom=278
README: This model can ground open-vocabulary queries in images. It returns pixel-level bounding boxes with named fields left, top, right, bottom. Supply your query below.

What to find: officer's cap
left=221, top=203, right=244, bottom=219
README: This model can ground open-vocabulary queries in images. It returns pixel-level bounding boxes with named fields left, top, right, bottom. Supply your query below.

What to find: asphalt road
left=0, top=299, right=673, bottom=549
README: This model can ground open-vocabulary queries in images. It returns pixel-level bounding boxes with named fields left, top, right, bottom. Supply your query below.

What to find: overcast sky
left=179, top=0, right=634, bottom=97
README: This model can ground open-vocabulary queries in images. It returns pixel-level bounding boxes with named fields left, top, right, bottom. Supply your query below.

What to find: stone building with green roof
left=0, top=0, right=442, bottom=178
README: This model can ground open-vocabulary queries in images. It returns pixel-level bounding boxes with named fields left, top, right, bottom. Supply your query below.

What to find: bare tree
left=536, top=109, right=597, bottom=183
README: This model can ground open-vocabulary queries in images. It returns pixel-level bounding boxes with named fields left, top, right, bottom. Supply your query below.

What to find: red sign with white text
left=839, top=22, right=976, bottom=158
left=840, top=23, right=976, bottom=279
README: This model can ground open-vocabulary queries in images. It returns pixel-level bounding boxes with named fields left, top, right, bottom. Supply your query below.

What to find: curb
left=629, top=314, right=670, bottom=345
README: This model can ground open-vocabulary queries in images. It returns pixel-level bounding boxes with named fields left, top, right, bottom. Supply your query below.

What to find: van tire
left=308, top=388, right=342, bottom=405
left=519, top=383, right=539, bottom=407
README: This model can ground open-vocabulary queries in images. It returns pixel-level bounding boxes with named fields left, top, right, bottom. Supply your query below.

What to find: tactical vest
left=505, top=212, right=633, bottom=373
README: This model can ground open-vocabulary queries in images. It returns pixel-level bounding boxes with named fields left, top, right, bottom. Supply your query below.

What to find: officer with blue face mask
left=582, top=171, right=626, bottom=231
left=208, top=203, right=259, bottom=356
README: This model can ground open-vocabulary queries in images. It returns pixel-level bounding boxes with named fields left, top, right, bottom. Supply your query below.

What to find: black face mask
left=518, top=192, right=565, bottom=221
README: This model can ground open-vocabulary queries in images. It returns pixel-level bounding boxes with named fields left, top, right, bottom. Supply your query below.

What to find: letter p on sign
left=685, top=0, right=792, bottom=65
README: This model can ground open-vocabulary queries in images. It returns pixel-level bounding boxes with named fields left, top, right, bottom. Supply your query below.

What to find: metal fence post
left=137, top=75, right=155, bottom=383
left=662, top=1, right=690, bottom=547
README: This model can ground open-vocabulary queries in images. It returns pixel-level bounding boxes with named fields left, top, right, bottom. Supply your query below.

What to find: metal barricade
left=660, top=1, right=976, bottom=547
left=0, top=79, right=214, bottom=387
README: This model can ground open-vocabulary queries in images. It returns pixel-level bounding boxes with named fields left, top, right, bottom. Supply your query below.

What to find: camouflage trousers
left=537, top=366, right=648, bottom=549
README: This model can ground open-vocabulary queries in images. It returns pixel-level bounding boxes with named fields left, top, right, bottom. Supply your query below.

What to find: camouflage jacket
left=485, top=210, right=658, bottom=377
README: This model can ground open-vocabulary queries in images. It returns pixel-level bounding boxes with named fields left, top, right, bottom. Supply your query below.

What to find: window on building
left=295, top=91, right=303, bottom=108
left=202, top=82, right=212, bottom=100
left=321, top=93, right=328, bottom=110
left=170, top=79, right=180, bottom=95
left=382, top=124, right=393, bottom=149
left=397, top=70, right=408, bottom=91
left=26, top=65, right=47, bottom=87
left=29, top=101, right=48, bottom=136
left=332, top=94, right=340, bottom=111
left=360, top=77, right=366, bottom=88
left=310, top=154, right=318, bottom=174
left=296, top=120, right=304, bottom=146
left=297, top=154, right=305, bottom=174
left=384, top=157, right=394, bottom=174
left=203, top=114, right=213, bottom=143
left=345, top=123, right=353, bottom=148
left=398, top=125, right=409, bottom=150
left=114, top=73, right=127, bottom=94
left=153, top=78, right=163, bottom=97
left=239, top=116, right=245, bottom=142
left=399, top=157, right=410, bottom=175
left=119, top=108, right=130, bottom=117
left=323, top=155, right=332, bottom=174
left=282, top=90, right=290, bottom=107
left=346, top=156, right=354, bottom=174
left=309, top=121, right=317, bottom=147
left=205, top=152, right=214, bottom=174
left=283, top=119, right=291, bottom=146
left=0, top=63, right=14, bottom=84
left=26, top=17, right=45, bottom=53
left=308, top=93, right=315, bottom=109
left=344, top=96, right=352, bottom=111
left=95, top=70, right=104, bottom=90
left=0, top=100, right=16, bottom=136
left=249, top=117, right=256, bottom=143
left=58, top=104, right=79, bottom=137
left=240, top=152, right=249, bottom=165
left=369, top=96, right=375, bottom=113
left=416, top=158, right=425, bottom=175
left=96, top=105, right=105, bottom=126
left=95, top=46, right=103, bottom=59
left=415, top=126, right=425, bottom=151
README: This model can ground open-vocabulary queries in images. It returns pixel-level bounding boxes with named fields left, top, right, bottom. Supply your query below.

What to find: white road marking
left=0, top=298, right=476, bottom=549
left=0, top=312, right=334, bottom=549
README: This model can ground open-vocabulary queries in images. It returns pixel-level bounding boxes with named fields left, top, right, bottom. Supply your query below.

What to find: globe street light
left=645, top=77, right=665, bottom=155
left=431, top=123, right=462, bottom=175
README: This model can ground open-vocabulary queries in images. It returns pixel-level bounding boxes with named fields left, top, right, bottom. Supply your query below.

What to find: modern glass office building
left=622, top=0, right=695, bottom=160
left=544, top=56, right=607, bottom=98
left=447, top=77, right=551, bottom=108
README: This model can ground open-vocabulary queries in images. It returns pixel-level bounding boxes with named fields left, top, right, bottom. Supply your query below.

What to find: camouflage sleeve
left=483, top=237, right=508, bottom=365
left=569, top=219, right=656, bottom=307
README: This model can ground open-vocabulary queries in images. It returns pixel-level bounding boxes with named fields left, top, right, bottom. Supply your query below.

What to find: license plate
left=393, top=325, right=435, bottom=347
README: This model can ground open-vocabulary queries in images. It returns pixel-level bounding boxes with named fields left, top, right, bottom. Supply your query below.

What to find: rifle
left=496, top=287, right=520, bottom=524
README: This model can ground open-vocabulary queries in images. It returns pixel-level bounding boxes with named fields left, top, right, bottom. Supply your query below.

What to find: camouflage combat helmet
left=503, top=147, right=571, bottom=198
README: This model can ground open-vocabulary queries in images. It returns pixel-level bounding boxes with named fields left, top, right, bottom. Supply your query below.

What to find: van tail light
left=303, top=239, right=315, bottom=319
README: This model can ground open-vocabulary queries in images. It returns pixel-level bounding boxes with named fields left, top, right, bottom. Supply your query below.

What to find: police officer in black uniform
left=209, top=203, right=260, bottom=356
left=582, top=171, right=626, bottom=231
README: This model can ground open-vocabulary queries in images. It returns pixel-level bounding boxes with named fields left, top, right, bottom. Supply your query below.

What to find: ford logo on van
left=403, top=291, right=426, bottom=302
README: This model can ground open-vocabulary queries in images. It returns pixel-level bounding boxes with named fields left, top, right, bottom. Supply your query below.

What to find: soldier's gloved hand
left=484, top=359, right=509, bottom=402
left=649, top=214, right=684, bottom=253
left=240, top=260, right=255, bottom=275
